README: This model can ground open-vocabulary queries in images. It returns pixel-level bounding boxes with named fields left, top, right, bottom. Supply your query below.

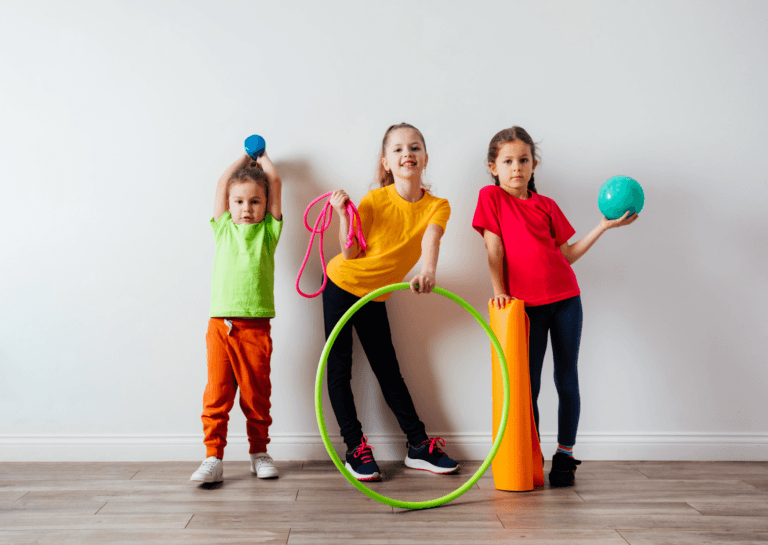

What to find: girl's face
left=381, top=128, right=428, bottom=183
left=229, top=181, right=267, bottom=224
left=490, top=140, right=538, bottom=197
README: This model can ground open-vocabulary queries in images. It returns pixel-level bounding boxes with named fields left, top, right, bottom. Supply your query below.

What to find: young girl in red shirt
left=472, top=126, right=638, bottom=486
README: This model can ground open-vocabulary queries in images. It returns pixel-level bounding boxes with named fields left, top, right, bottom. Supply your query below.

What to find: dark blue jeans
left=525, top=295, right=582, bottom=447
left=322, top=278, right=429, bottom=451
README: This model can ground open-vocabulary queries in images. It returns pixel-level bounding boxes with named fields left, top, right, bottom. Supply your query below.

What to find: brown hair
left=374, top=122, right=430, bottom=190
left=487, top=126, right=540, bottom=193
left=228, top=165, right=269, bottom=201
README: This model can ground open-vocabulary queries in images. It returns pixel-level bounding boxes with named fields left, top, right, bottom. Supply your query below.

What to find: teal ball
left=598, top=176, right=644, bottom=220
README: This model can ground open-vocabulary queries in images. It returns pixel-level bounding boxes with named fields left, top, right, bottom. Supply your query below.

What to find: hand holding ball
left=598, top=176, right=644, bottom=220
left=245, top=134, right=266, bottom=160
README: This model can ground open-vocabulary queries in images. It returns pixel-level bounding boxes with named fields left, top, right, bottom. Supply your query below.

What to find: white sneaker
left=190, top=456, right=223, bottom=482
left=250, top=453, right=279, bottom=479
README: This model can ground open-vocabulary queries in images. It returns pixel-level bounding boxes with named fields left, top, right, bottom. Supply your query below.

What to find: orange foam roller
left=490, top=300, right=544, bottom=491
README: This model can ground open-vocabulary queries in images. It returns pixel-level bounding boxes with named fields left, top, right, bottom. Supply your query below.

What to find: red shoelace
left=426, top=437, right=446, bottom=454
left=353, top=435, right=375, bottom=463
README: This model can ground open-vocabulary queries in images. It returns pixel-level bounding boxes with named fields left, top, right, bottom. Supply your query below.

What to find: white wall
left=1, top=0, right=766, bottom=462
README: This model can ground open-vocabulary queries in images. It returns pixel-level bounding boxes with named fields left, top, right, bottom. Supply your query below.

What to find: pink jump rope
left=296, top=193, right=368, bottom=298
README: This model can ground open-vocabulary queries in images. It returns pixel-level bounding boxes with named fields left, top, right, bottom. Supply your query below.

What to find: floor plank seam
left=184, top=514, right=194, bottom=529
left=685, top=501, right=705, bottom=515
left=128, top=469, right=141, bottom=480
left=634, top=468, right=653, bottom=480
left=615, top=529, right=632, bottom=544
left=495, top=513, right=505, bottom=529
left=744, top=479, right=768, bottom=493
left=92, top=501, right=108, bottom=515
left=11, top=491, right=30, bottom=503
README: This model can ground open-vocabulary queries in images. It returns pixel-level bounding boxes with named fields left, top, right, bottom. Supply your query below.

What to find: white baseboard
left=1, top=432, right=766, bottom=462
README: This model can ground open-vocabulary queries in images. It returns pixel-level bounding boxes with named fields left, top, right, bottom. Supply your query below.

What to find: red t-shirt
left=472, top=185, right=580, bottom=307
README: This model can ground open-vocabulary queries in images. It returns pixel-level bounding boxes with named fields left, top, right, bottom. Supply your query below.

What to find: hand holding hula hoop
left=315, top=282, right=511, bottom=510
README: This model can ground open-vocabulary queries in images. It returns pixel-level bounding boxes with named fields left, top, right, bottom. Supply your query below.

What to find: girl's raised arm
left=256, top=153, right=282, bottom=221
left=214, top=154, right=251, bottom=221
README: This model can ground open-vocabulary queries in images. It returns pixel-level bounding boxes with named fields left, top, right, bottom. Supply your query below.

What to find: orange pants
left=202, top=318, right=273, bottom=459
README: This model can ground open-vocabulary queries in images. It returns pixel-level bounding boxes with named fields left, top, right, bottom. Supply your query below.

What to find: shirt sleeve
left=472, top=186, right=501, bottom=238
left=428, top=199, right=451, bottom=232
left=550, top=200, right=576, bottom=246
left=265, top=213, right=283, bottom=244
left=210, top=211, right=232, bottom=236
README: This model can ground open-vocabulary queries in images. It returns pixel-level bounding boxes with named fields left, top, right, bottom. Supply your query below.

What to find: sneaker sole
left=548, top=471, right=575, bottom=487
left=251, top=467, right=279, bottom=479
left=345, top=462, right=381, bottom=481
left=404, top=456, right=460, bottom=474
left=190, top=474, right=223, bottom=483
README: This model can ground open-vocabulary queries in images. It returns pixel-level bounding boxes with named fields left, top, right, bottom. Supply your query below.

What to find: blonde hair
left=373, top=123, right=431, bottom=191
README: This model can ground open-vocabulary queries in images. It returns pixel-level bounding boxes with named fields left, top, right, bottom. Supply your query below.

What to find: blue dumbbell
left=244, top=134, right=266, bottom=159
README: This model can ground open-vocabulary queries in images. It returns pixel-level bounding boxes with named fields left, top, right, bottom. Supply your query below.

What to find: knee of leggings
left=529, top=379, right=542, bottom=400
left=326, top=347, right=352, bottom=368
left=373, top=367, right=405, bottom=389
left=327, top=364, right=352, bottom=387
left=553, top=375, right=580, bottom=399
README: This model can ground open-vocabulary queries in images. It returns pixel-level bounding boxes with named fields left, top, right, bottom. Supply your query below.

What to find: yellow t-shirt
left=326, top=184, right=451, bottom=302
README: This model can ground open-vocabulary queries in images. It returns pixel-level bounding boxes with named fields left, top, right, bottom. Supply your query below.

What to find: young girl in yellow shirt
left=322, top=123, right=459, bottom=481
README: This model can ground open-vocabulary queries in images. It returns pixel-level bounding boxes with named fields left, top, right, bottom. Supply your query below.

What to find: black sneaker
left=549, top=452, right=582, bottom=486
left=404, top=437, right=460, bottom=474
left=345, top=435, right=381, bottom=482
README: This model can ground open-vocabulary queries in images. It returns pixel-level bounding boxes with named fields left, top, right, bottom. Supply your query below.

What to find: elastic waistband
left=210, top=317, right=271, bottom=326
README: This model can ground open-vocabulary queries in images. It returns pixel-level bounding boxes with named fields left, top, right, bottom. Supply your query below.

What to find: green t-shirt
left=209, top=211, right=282, bottom=318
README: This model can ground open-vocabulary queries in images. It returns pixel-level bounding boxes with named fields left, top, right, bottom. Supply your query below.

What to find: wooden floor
left=1, top=460, right=768, bottom=544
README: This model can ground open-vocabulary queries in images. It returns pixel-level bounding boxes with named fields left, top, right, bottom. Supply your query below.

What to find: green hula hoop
left=315, top=282, right=510, bottom=510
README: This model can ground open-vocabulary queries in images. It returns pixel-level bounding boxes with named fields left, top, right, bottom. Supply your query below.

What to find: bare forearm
left=487, top=251, right=507, bottom=296
left=217, top=154, right=250, bottom=195
left=563, top=223, right=607, bottom=265
left=269, top=178, right=282, bottom=220
left=482, top=230, right=508, bottom=296
left=338, top=213, right=360, bottom=260
left=260, top=156, right=282, bottom=220
left=420, top=227, right=441, bottom=275
left=214, top=154, right=250, bottom=219
left=409, top=224, right=443, bottom=294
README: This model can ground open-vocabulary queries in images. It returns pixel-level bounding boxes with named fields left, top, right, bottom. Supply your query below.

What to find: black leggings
left=322, top=278, right=429, bottom=451
left=526, top=295, right=583, bottom=447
